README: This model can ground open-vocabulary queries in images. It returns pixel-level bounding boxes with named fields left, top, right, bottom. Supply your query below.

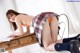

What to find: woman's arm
left=13, top=17, right=24, bottom=35
left=26, top=26, right=30, bottom=33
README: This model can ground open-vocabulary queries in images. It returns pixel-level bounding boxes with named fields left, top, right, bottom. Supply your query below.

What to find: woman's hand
left=8, top=31, right=23, bottom=38
left=11, top=31, right=22, bottom=35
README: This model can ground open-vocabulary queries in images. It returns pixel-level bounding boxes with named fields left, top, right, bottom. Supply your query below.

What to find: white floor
left=3, top=43, right=70, bottom=53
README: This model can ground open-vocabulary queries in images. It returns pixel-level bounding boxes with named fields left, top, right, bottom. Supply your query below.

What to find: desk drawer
left=19, top=36, right=33, bottom=44
left=9, top=40, right=18, bottom=47
left=0, top=42, right=9, bottom=49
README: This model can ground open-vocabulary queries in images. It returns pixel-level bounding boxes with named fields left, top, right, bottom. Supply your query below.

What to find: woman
left=6, top=9, right=34, bottom=36
left=6, top=9, right=80, bottom=52
left=32, top=12, right=80, bottom=52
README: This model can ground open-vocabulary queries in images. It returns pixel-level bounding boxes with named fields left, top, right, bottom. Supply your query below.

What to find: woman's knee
left=44, top=46, right=54, bottom=51
left=43, top=44, right=55, bottom=51
left=44, top=46, right=51, bottom=51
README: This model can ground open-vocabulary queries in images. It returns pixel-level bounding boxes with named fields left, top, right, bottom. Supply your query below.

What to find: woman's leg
left=50, top=16, right=58, bottom=43
left=42, top=18, right=55, bottom=51
left=42, top=16, right=71, bottom=51
left=49, top=16, right=63, bottom=43
left=49, top=16, right=80, bottom=43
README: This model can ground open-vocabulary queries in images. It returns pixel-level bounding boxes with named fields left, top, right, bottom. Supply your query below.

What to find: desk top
left=0, top=32, right=37, bottom=51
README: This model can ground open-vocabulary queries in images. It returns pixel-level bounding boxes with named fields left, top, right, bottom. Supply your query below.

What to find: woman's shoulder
left=16, top=14, right=34, bottom=19
left=15, top=14, right=27, bottom=19
left=17, top=14, right=28, bottom=17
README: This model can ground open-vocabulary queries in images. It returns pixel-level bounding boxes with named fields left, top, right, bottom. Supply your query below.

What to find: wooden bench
left=0, top=32, right=37, bottom=53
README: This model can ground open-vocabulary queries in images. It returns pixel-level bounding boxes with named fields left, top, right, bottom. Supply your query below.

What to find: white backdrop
left=15, top=0, right=69, bottom=38
left=0, top=0, right=80, bottom=53
left=0, top=0, right=13, bottom=36
left=64, top=1, right=80, bottom=35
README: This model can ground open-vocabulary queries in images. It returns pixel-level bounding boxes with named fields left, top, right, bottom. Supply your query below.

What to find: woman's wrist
left=27, top=26, right=30, bottom=33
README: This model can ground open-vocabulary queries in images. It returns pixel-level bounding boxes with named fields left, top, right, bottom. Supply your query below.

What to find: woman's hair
left=6, top=9, right=20, bottom=30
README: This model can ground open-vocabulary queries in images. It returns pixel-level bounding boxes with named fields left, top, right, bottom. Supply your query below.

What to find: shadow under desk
left=0, top=33, right=37, bottom=53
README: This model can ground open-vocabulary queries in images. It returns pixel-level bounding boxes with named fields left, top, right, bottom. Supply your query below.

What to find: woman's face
left=8, top=13, right=16, bottom=22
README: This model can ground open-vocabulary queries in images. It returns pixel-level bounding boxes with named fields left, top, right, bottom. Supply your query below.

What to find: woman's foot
left=63, top=34, right=80, bottom=43
left=69, top=40, right=80, bottom=53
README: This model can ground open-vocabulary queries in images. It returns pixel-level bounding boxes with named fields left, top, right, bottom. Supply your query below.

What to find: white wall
left=15, top=0, right=68, bottom=39
left=0, top=0, right=16, bottom=37
left=15, top=0, right=66, bottom=15
left=0, top=0, right=69, bottom=39
left=0, top=0, right=77, bottom=53
left=63, top=1, right=80, bottom=35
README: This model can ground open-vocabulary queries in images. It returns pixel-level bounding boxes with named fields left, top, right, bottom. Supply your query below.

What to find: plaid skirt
left=32, top=12, right=59, bottom=47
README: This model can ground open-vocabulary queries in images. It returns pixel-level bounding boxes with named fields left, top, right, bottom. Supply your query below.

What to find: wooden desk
left=0, top=33, right=37, bottom=53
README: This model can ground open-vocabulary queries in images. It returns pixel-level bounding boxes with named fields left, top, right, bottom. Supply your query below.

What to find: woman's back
left=16, top=14, right=34, bottom=27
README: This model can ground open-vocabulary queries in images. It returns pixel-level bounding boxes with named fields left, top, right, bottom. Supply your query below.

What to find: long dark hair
left=6, top=9, right=20, bottom=30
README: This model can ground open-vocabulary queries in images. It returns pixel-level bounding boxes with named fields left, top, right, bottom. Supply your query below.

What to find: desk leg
left=8, top=50, right=12, bottom=53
